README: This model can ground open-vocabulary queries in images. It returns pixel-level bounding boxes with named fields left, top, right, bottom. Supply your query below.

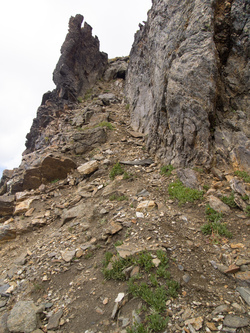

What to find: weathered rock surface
left=104, top=57, right=128, bottom=81
left=53, top=14, right=108, bottom=101
left=25, top=14, right=108, bottom=154
left=7, top=301, right=41, bottom=332
left=0, top=195, right=15, bottom=216
left=9, top=155, right=76, bottom=193
left=73, top=127, right=107, bottom=155
left=126, top=0, right=249, bottom=171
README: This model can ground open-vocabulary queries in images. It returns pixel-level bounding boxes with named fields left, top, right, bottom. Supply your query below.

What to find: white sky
left=0, top=0, right=151, bottom=178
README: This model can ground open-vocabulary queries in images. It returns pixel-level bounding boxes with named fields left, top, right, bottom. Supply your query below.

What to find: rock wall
left=125, top=0, right=249, bottom=171
left=25, top=15, right=108, bottom=154
left=53, top=14, right=108, bottom=101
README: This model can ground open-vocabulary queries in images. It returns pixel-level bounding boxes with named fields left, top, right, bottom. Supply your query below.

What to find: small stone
left=14, top=198, right=34, bottom=215
left=95, top=306, right=104, bottom=315
left=185, top=317, right=203, bottom=330
left=136, top=212, right=144, bottom=218
left=61, top=249, right=76, bottom=262
left=212, top=305, right=229, bottom=316
left=152, top=258, right=161, bottom=267
left=136, top=200, right=157, bottom=212
left=0, top=300, right=7, bottom=308
left=115, top=293, right=125, bottom=303
left=208, top=195, right=231, bottom=214
left=182, top=308, right=193, bottom=321
left=236, top=286, right=250, bottom=306
left=111, top=302, right=119, bottom=320
left=130, top=266, right=140, bottom=277
left=224, top=264, right=240, bottom=274
left=132, top=310, right=141, bottom=325
left=223, top=315, right=249, bottom=328
left=206, top=322, right=218, bottom=331
left=230, top=243, right=244, bottom=249
left=103, top=298, right=109, bottom=305
left=236, top=258, right=250, bottom=266
left=106, top=221, right=123, bottom=235
left=75, top=249, right=84, bottom=258
left=183, top=274, right=191, bottom=283
left=231, top=302, right=245, bottom=313
left=235, top=271, right=250, bottom=284
left=47, top=309, right=63, bottom=330
left=77, top=160, right=98, bottom=175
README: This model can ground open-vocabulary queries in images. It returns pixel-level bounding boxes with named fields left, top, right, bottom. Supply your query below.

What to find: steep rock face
left=25, top=14, right=108, bottom=153
left=126, top=0, right=249, bottom=171
left=53, top=14, right=108, bottom=101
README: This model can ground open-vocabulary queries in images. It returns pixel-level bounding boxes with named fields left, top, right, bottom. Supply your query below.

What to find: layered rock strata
left=125, top=0, right=249, bottom=171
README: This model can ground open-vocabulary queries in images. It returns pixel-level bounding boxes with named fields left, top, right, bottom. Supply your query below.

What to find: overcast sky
left=0, top=0, right=151, bottom=178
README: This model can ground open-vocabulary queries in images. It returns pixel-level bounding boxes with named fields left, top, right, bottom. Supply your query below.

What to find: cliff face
left=53, top=14, right=108, bottom=101
left=25, top=14, right=108, bottom=153
left=126, top=0, right=249, bottom=171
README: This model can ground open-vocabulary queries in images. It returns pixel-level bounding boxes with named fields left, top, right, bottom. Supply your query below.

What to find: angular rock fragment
left=0, top=195, right=15, bottom=216
left=177, top=169, right=199, bottom=189
left=236, top=286, right=250, bottom=306
left=0, top=225, right=16, bottom=242
left=136, top=200, right=157, bottom=212
left=223, top=315, right=249, bottom=328
left=77, top=160, right=98, bottom=175
left=7, top=301, right=41, bottom=333
left=208, top=195, right=231, bottom=214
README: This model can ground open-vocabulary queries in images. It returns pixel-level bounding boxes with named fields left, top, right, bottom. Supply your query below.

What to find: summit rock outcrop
left=25, top=14, right=108, bottom=153
left=53, top=14, right=108, bottom=101
left=126, top=0, right=249, bottom=171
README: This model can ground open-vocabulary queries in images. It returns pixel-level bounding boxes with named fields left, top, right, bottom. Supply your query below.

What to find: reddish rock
left=224, top=264, right=240, bottom=274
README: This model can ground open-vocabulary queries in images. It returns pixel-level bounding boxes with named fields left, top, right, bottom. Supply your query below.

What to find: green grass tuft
left=160, top=165, right=174, bottom=177
left=103, top=249, right=179, bottom=332
left=205, top=205, right=223, bottom=222
left=201, top=221, right=232, bottom=238
left=96, top=121, right=115, bottom=130
left=234, top=170, right=250, bottom=183
left=109, top=162, right=124, bottom=180
left=109, top=194, right=128, bottom=201
left=168, top=180, right=204, bottom=205
left=221, top=192, right=237, bottom=208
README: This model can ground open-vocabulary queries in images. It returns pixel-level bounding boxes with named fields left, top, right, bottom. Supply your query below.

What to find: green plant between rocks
left=234, top=170, right=250, bottom=183
left=168, top=180, right=204, bottom=205
left=205, top=205, right=223, bottom=222
left=109, top=162, right=125, bottom=180
left=109, top=194, right=128, bottom=201
left=102, top=250, right=179, bottom=332
left=160, top=165, right=174, bottom=177
left=201, top=221, right=232, bottom=238
left=201, top=205, right=232, bottom=238
left=95, top=121, right=115, bottom=130
left=221, top=192, right=237, bottom=208
left=51, top=178, right=59, bottom=184
left=245, top=205, right=250, bottom=217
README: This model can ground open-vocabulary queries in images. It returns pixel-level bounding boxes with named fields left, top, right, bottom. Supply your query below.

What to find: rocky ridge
left=0, top=6, right=250, bottom=333
left=0, top=70, right=250, bottom=332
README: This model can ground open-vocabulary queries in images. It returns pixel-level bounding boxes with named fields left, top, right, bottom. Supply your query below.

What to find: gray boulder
left=7, top=301, right=41, bottom=332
